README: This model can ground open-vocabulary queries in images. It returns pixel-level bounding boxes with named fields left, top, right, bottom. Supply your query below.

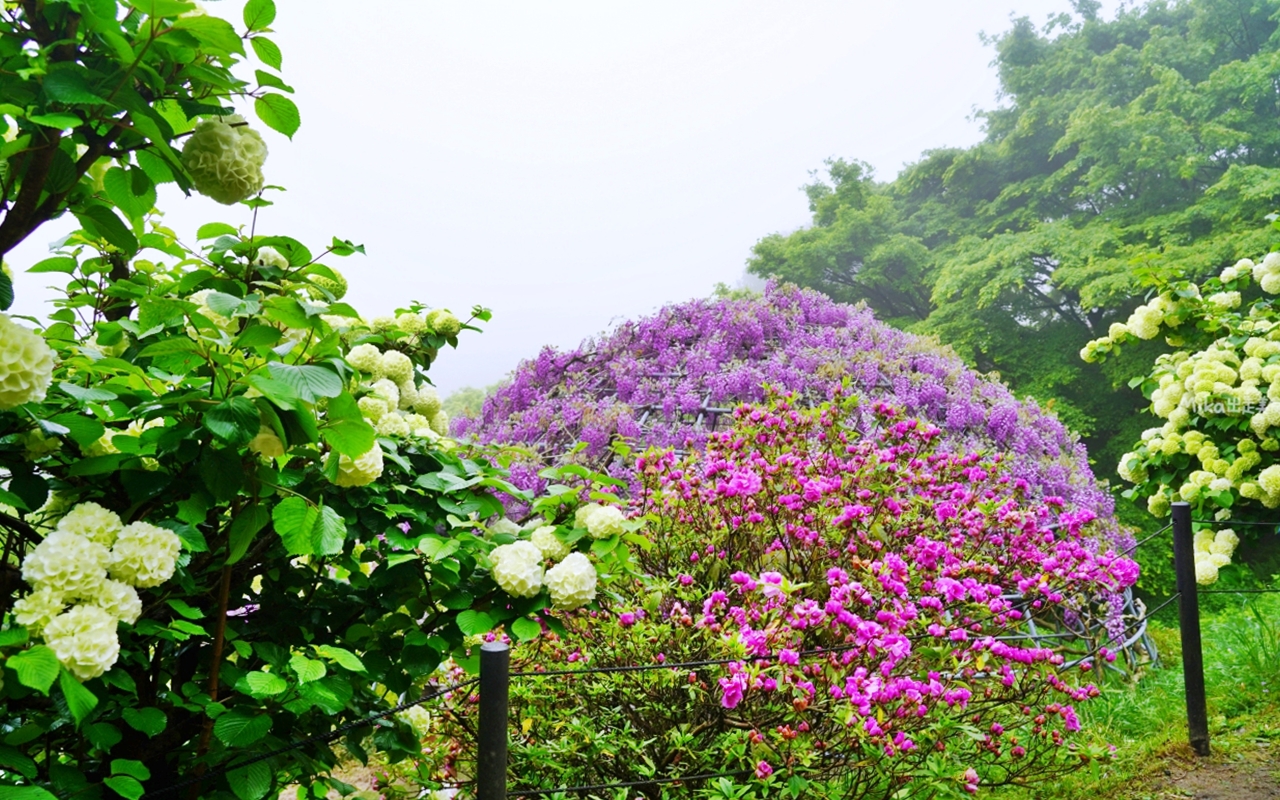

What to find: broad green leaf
left=104, top=167, right=157, bottom=220
left=0, top=627, right=29, bottom=647
left=120, top=706, right=167, bottom=738
left=124, top=0, right=194, bottom=16
left=204, top=396, right=261, bottom=445
left=313, top=645, right=365, bottom=673
left=289, top=653, right=326, bottom=683
left=0, top=744, right=37, bottom=778
left=58, top=667, right=98, bottom=727
left=0, top=787, right=61, bottom=800
left=7, top=646, right=59, bottom=694
left=0, top=270, right=9, bottom=311
left=228, top=503, right=270, bottom=565
left=58, top=382, right=117, bottom=403
left=229, top=760, right=273, bottom=800
left=166, top=599, right=204, bottom=619
left=199, top=447, right=243, bottom=501
left=254, top=93, right=300, bottom=139
left=85, top=722, right=122, bottom=750
left=74, top=204, right=138, bottom=256
left=250, top=36, right=282, bottom=70
left=137, top=337, right=202, bottom=357
left=272, top=498, right=344, bottom=556
left=197, top=222, right=239, bottom=239
left=243, top=671, right=288, bottom=697
left=42, top=68, right=107, bottom=104
left=173, top=14, right=245, bottom=55
left=510, top=617, right=541, bottom=641
left=110, top=760, right=151, bottom=782
left=237, top=325, right=286, bottom=351
left=297, top=676, right=351, bottom=715
left=267, top=363, right=343, bottom=402
left=49, top=413, right=104, bottom=447
left=103, top=776, right=144, bottom=800
left=26, top=112, right=82, bottom=129
left=212, top=710, right=272, bottom=747
left=243, top=0, right=276, bottom=30
left=455, top=610, right=495, bottom=637
left=27, top=256, right=77, bottom=273
left=138, top=296, right=191, bottom=331
left=320, top=392, right=375, bottom=457
left=254, top=69, right=294, bottom=93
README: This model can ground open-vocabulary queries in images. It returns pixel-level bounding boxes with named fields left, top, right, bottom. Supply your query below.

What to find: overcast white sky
left=9, top=0, right=1115, bottom=396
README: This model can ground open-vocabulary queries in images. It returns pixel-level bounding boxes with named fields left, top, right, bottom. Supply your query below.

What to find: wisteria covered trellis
left=455, top=283, right=1156, bottom=667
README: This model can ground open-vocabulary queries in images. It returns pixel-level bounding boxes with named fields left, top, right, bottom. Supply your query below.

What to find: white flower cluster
left=188, top=288, right=239, bottom=335
left=1252, top=253, right=1280, bottom=294
left=14, top=503, right=182, bottom=680
left=1080, top=291, right=1194, bottom=362
left=254, top=246, right=289, bottom=270
left=181, top=115, right=268, bottom=205
left=1192, top=528, right=1240, bottom=585
left=545, top=552, right=597, bottom=609
left=345, top=343, right=448, bottom=444
left=530, top=525, right=569, bottom=560
left=398, top=704, right=432, bottom=736
left=304, top=266, right=348, bottom=301
left=328, top=444, right=385, bottom=487
left=0, top=312, right=55, bottom=409
left=490, top=541, right=544, bottom=597
left=575, top=503, right=626, bottom=539
left=248, top=425, right=286, bottom=458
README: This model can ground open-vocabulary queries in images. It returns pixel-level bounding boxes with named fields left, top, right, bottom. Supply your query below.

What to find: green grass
left=997, top=593, right=1280, bottom=799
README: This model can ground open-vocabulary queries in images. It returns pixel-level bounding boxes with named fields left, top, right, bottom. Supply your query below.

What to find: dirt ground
left=1142, top=741, right=1280, bottom=800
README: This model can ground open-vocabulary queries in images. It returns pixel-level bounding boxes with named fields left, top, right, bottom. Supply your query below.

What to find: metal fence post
left=1171, top=502, right=1210, bottom=756
left=478, top=641, right=510, bottom=800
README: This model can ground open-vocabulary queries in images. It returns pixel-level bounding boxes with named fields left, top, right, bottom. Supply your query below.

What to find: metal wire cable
left=1124, top=524, right=1172, bottom=554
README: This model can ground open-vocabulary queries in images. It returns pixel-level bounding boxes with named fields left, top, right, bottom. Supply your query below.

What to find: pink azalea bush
left=454, top=283, right=1126, bottom=554
left=421, top=393, right=1137, bottom=798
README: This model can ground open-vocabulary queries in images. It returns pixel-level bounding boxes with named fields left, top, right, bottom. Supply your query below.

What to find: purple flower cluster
left=458, top=283, right=1122, bottom=547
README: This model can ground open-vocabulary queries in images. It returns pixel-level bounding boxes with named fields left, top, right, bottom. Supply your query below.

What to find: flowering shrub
left=456, top=283, right=1124, bottom=551
left=1083, top=234, right=1280, bottom=580
left=181, top=115, right=270, bottom=205
left=423, top=394, right=1137, bottom=798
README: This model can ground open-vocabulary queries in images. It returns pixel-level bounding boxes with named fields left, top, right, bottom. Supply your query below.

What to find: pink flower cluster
left=631, top=393, right=1136, bottom=786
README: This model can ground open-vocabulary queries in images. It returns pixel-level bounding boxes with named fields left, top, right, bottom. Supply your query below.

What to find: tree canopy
left=749, top=0, right=1280, bottom=468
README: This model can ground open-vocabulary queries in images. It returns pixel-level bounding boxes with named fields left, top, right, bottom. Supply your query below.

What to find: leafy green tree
left=749, top=0, right=1280, bottom=468
left=0, top=3, right=631, bottom=799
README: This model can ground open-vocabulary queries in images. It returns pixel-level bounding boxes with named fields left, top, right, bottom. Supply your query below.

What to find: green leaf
left=272, top=498, right=345, bottom=556
left=58, top=382, right=118, bottom=403
left=74, top=204, right=138, bottom=257
left=229, top=760, right=273, bottom=800
left=173, top=14, right=245, bottom=55
left=124, top=0, right=194, bottom=15
left=228, top=503, right=270, bottom=565
left=267, top=363, right=343, bottom=402
left=243, top=671, right=288, bottom=697
left=85, top=722, right=122, bottom=751
left=313, top=645, right=365, bottom=673
left=50, top=413, right=104, bottom=447
left=289, top=653, right=326, bottom=683
left=297, top=676, right=351, bottom=715
left=43, top=68, right=107, bottom=104
left=0, top=627, right=29, bottom=647
left=321, top=392, right=376, bottom=457
left=254, top=93, right=300, bottom=139
left=237, top=325, right=285, bottom=351
left=0, top=789, right=61, bottom=800
left=104, top=167, right=157, bottom=220
left=27, top=256, right=77, bottom=273
left=243, top=0, right=276, bottom=30
left=510, top=617, right=541, bottom=641
left=26, top=112, right=82, bottom=129
left=103, top=776, right=144, bottom=800
left=212, top=710, right=272, bottom=747
left=455, top=610, right=495, bottom=637
left=166, top=599, right=203, bottom=620
left=254, top=69, right=294, bottom=93
left=204, top=396, right=261, bottom=445
left=58, top=667, right=99, bottom=727
left=199, top=446, right=243, bottom=501
left=7, top=646, right=59, bottom=694
left=138, top=296, right=192, bottom=331
left=137, top=337, right=202, bottom=358
left=250, top=36, right=283, bottom=70
left=120, top=706, right=166, bottom=738
left=0, top=269, right=9, bottom=311
left=0, top=744, right=37, bottom=778
left=197, top=222, right=239, bottom=239
left=110, top=760, right=151, bottom=782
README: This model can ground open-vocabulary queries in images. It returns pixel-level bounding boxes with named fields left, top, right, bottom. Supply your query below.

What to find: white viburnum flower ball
left=108, top=522, right=181, bottom=588
left=398, top=704, right=432, bottom=736
left=181, top=115, right=268, bottom=205
left=396, top=379, right=418, bottom=411
left=1262, top=273, right=1280, bottom=295
left=346, top=344, right=383, bottom=374
left=1206, top=291, right=1241, bottom=310
left=414, top=386, right=441, bottom=417
left=1212, top=529, right=1239, bottom=555
left=306, top=268, right=348, bottom=300
left=379, top=351, right=414, bottom=384
left=1194, top=558, right=1219, bottom=585
left=396, top=313, right=428, bottom=335
left=370, top=378, right=400, bottom=408
left=1193, top=529, right=1215, bottom=553
left=1206, top=552, right=1232, bottom=569
left=12, top=586, right=66, bottom=633
left=369, top=315, right=397, bottom=333
left=429, top=409, right=449, bottom=436
left=55, top=502, right=124, bottom=548
left=404, top=413, right=436, bottom=439
left=530, top=525, right=569, bottom=561
left=21, top=428, right=61, bottom=460
left=574, top=503, right=602, bottom=529
left=43, top=604, right=121, bottom=681
left=488, top=518, right=521, bottom=537
left=90, top=579, right=142, bottom=625
left=490, top=541, right=544, bottom=598
left=248, top=425, right=286, bottom=458
left=545, top=552, right=598, bottom=610
left=584, top=505, right=625, bottom=539
left=22, top=530, right=109, bottom=597
left=254, top=246, right=289, bottom=270
left=426, top=309, right=462, bottom=337
left=358, top=396, right=389, bottom=423
left=330, top=444, right=385, bottom=487
left=375, top=412, right=410, bottom=438
left=0, top=313, right=55, bottom=410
